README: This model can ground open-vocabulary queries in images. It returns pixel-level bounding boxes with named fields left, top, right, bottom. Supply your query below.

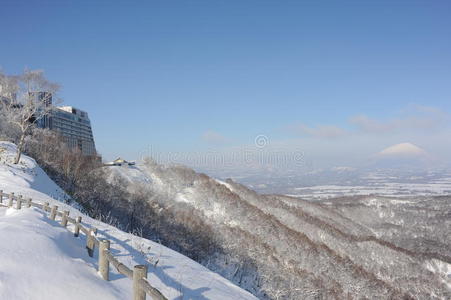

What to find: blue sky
left=1, top=1, right=451, bottom=170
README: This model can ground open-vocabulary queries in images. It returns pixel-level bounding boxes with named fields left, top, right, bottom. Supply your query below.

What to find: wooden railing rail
left=0, top=189, right=167, bottom=300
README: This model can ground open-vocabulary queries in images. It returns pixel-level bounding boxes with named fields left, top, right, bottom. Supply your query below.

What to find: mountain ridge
left=108, top=159, right=451, bottom=299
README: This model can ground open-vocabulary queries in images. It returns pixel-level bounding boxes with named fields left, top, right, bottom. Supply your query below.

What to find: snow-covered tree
left=0, top=70, right=60, bottom=164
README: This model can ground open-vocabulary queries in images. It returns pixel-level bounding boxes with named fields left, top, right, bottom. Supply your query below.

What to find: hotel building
left=47, top=106, right=97, bottom=156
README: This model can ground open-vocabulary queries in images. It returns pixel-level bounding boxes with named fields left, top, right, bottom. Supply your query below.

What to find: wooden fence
left=0, top=189, right=168, bottom=300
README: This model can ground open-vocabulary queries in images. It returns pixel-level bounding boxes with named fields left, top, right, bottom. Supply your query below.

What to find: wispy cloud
left=289, top=105, right=449, bottom=139
left=293, top=124, right=348, bottom=138
left=349, top=106, right=449, bottom=134
left=201, top=130, right=229, bottom=145
left=349, top=115, right=397, bottom=133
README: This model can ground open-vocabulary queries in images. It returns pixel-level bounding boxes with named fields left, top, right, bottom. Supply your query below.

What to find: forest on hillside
left=1, top=115, right=450, bottom=299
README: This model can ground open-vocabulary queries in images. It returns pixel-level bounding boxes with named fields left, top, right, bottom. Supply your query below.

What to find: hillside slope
left=109, top=160, right=451, bottom=299
left=0, top=206, right=131, bottom=300
left=0, top=141, right=258, bottom=300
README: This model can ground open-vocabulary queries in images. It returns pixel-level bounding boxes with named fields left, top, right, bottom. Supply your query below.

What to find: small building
left=104, top=157, right=136, bottom=167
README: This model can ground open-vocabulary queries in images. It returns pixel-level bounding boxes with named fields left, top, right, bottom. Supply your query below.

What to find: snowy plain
left=0, top=141, right=257, bottom=300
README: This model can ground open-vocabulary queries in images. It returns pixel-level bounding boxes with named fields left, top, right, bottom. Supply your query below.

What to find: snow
left=425, top=259, right=451, bottom=289
left=215, top=179, right=235, bottom=192
left=331, top=166, right=356, bottom=172
left=0, top=207, right=129, bottom=300
left=108, top=164, right=151, bottom=185
left=0, top=141, right=257, bottom=300
left=287, top=181, right=451, bottom=200
left=86, top=145, right=451, bottom=299
left=0, top=142, right=68, bottom=201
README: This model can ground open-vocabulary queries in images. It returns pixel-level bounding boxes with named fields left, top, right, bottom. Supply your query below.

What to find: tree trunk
left=14, top=132, right=26, bottom=164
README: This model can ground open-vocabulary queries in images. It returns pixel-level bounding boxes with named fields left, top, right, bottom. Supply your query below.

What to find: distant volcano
left=378, top=143, right=427, bottom=158
left=371, top=142, right=432, bottom=170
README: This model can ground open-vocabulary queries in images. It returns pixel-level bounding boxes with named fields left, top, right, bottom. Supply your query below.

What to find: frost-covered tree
left=0, top=70, right=60, bottom=164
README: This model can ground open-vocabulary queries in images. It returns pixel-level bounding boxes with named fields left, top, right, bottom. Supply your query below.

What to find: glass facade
left=39, top=106, right=97, bottom=156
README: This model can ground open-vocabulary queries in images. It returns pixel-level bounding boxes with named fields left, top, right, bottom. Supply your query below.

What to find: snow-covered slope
left=0, top=207, right=131, bottom=300
left=0, top=141, right=258, bottom=300
left=109, top=159, right=451, bottom=299
left=0, top=142, right=68, bottom=201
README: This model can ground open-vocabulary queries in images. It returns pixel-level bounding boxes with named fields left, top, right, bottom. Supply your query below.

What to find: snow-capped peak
left=378, top=142, right=427, bottom=157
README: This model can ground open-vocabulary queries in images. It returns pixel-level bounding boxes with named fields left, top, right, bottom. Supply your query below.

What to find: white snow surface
left=286, top=181, right=451, bottom=200
left=0, top=141, right=257, bottom=300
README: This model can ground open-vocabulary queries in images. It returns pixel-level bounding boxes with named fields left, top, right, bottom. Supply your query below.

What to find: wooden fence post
left=16, top=195, right=23, bottom=209
left=50, top=205, right=58, bottom=220
left=74, top=216, right=82, bottom=237
left=133, top=265, right=148, bottom=300
left=99, top=239, right=110, bottom=280
left=8, top=192, right=14, bottom=208
left=86, top=228, right=96, bottom=257
left=0, top=190, right=168, bottom=300
left=61, top=210, right=69, bottom=227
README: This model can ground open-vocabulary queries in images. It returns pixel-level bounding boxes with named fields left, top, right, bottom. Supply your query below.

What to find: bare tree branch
left=0, top=69, right=61, bottom=164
